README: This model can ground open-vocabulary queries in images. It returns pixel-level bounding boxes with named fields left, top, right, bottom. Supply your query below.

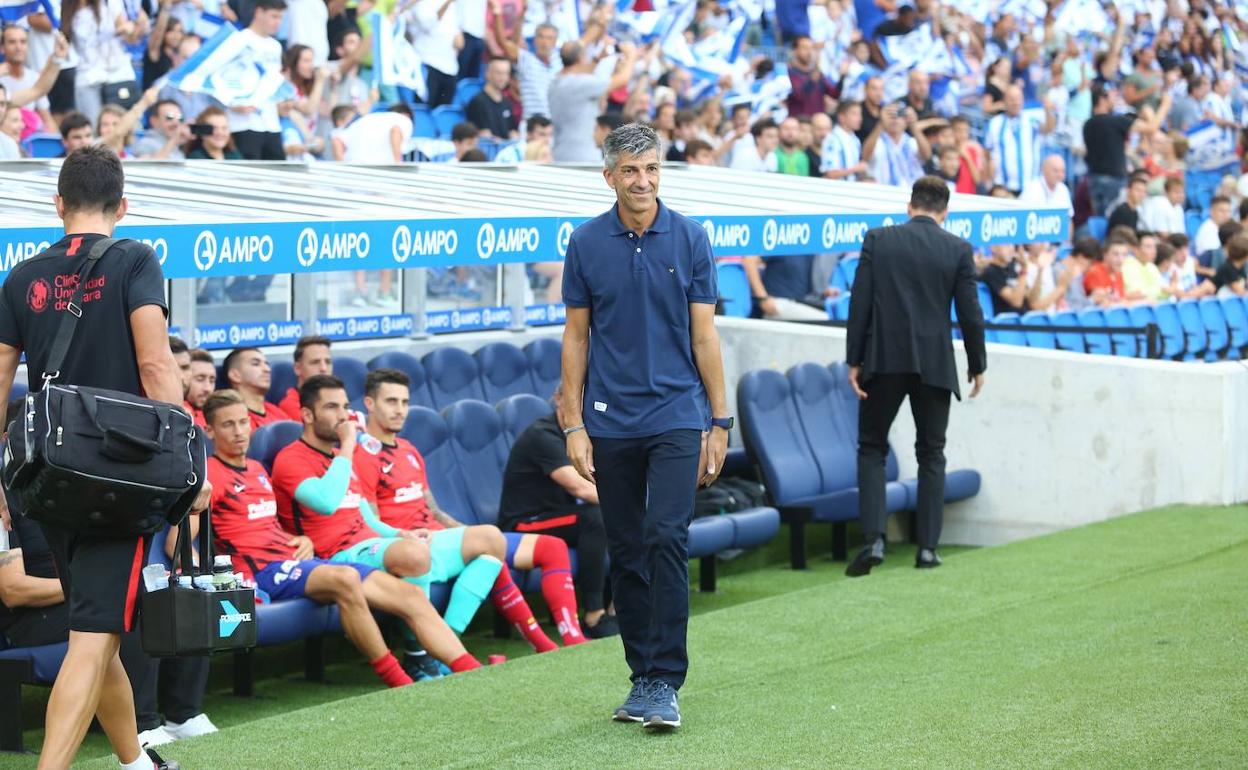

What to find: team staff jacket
left=353, top=435, right=442, bottom=532
left=270, top=439, right=404, bottom=559
left=207, top=455, right=298, bottom=579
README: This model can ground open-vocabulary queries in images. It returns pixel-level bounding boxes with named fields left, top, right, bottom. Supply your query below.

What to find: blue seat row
left=988, top=296, right=1248, bottom=361
left=738, top=361, right=980, bottom=569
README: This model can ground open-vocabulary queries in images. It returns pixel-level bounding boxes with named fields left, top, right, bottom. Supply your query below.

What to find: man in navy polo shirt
left=560, top=123, right=731, bottom=732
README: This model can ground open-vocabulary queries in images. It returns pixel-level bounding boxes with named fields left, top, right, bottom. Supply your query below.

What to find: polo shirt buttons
left=635, top=248, right=641, bottom=253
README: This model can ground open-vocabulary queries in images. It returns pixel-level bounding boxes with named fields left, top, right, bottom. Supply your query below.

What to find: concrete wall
left=278, top=317, right=1248, bottom=546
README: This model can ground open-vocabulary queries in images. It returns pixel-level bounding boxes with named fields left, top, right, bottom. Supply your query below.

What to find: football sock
left=370, top=652, right=414, bottom=688
left=490, top=566, right=558, bottom=653
left=449, top=653, right=482, bottom=673
left=443, top=555, right=503, bottom=633
left=530, top=536, right=586, bottom=646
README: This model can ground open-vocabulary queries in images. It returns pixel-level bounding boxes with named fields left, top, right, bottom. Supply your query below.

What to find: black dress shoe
left=845, top=538, right=885, bottom=577
left=915, top=548, right=942, bottom=569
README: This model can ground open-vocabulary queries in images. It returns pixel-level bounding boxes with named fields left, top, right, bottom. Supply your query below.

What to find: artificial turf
left=7, top=505, right=1246, bottom=769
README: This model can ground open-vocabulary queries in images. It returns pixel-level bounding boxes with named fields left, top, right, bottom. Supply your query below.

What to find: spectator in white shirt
left=983, top=85, right=1056, bottom=195
left=0, top=103, right=25, bottom=158
left=491, top=3, right=558, bottom=122
left=1139, top=177, right=1187, bottom=237
left=285, top=0, right=331, bottom=66
left=1201, top=75, right=1237, bottom=153
left=1194, top=195, right=1232, bottom=258
left=0, top=26, right=57, bottom=133
left=408, top=0, right=463, bottom=108
left=64, top=0, right=149, bottom=124
left=730, top=117, right=779, bottom=173
left=131, top=97, right=190, bottom=159
left=227, top=0, right=288, bottom=159
left=330, top=103, right=410, bottom=162
left=821, top=99, right=866, bottom=180
left=1020, top=154, right=1074, bottom=239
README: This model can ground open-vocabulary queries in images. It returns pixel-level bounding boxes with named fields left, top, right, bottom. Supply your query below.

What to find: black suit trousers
left=857, top=374, right=951, bottom=549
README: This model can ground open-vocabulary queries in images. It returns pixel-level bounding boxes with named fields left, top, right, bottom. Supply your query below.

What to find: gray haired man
left=560, top=123, right=732, bottom=731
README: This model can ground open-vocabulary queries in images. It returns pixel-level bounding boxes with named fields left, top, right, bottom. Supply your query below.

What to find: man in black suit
left=844, top=176, right=987, bottom=576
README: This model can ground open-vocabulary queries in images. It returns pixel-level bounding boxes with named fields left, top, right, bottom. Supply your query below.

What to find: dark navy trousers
left=592, top=429, right=702, bottom=690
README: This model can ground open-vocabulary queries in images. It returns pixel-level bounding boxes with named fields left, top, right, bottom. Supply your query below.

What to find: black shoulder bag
left=141, top=510, right=257, bottom=657
left=2, top=237, right=207, bottom=537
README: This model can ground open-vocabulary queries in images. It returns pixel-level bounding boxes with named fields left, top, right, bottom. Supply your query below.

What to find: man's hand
left=192, top=479, right=212, bottom=513
left=335, top=419, right=357, bottom=455
left=700, top=427, right=728, bottom=487
left=566, top=430, right=595, bottom=483
left=968, top=371, right=984, bottom=399
left=402, top=528, right=432, bottom=542
left=757, top=296, right=778, bottom=317
left=0, top=497, right=10, bottom=532
left=288, top=535, right=315, bottom=560
left=848, top=365, right=868, bottom=400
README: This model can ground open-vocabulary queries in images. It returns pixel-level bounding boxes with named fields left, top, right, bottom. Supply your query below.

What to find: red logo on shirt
left=26, top=279, right=51, bottom=313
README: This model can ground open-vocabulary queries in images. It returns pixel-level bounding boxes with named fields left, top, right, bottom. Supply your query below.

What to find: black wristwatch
left=710, top=416, right=734, bottom=430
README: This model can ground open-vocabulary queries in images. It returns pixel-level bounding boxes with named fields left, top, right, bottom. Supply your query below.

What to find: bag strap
left=172, top=509, right=214, bottom=579
left=43, top=237, right=120, bottom=385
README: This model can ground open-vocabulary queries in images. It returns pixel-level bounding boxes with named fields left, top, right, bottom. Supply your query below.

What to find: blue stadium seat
left=1198, top=297, right=1231, bottom=360
left=975, top=282, right=994, bottom=317
left=686, top=516, right=735, bottom=558
left=831, top=256, right=859, bottom=293
left=432, top=105, right=466, bottom=137
left=400, top=406, right=475, bottom=521
left=442, top=400, right=509, bottom=525
left=21, top=132, right=64, bottom=158
left=1086, top=216, right=1108, bottom=241
left=1128, top=305, right=1159, bottom=358
left=827, top=293, right=852, bottom=321
left=1151, top=302, right=1186, bottom=359
left=524, top=338, right=561, bottom=399
left=722, top=507, right=781, bottom=550
left=1077, top=308, right=1113, bottom=355
left=1185, top=210, right=1203, bottom=240
left=475, top=342, right=536, bottom=403
left=1104, top=306, right=1138, bottom=357
left=1175, top=299, right=1209, bottom=360
left=1021, top=311, right=1057, bottom=349
left=246, top=420, right=302, bottom=472
left=0, top=642, right=67, bottom=684
left=0, top=640, right=68, bottom=751
left=1220, top=296, right=1248, bottom=357
left=422, top=347, right=486, bottom=409
left=497, top=393, right=552, bottom=446
left=410, top=104, right=436, bottom=137
left=716, top=262, right=750, bottom=317
left=267, top=361, right=297, bottom=405
left=1050, top=310, right=1085, bottom=352
left=10, top=381, right=27, bottom=404
left=333, top=357, right=368, bottom=401
left=453, top=78, right=483, bottom=107
left=992, top=312, right=1027, bottom=346
left=367, top=351, right=436, bottom=409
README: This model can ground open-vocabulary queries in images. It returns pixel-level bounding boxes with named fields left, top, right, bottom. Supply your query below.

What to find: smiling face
left=603, top=148, right=661, bottom=219
left=1, top=107, right=22, bottom=142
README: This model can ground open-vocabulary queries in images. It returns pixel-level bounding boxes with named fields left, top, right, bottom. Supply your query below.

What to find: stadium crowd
left=0, top=333, right=615, bottom=749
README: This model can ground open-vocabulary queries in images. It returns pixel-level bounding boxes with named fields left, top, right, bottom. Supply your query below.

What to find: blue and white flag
left=167, top=25, right=294, bottom=108
left=192, top=12, right=231, bottom=40
left=1185, top=119, right=1238, bottom=172
left=1053, top=0, right=1111, bottom=37
left=0, top=0, right=56, bottom=24
left=371, top=12, right=427, bottom=101
left=723, top=66, right=792, bottom=122
left=522, top=0, right=581, bottom=43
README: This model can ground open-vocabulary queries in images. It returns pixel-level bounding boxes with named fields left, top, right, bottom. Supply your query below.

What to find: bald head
left=1042, top=154, right=1065, bottom=187
left=560, top=41, right=585, bottom=68
left=1004, top=85, right=1023, bottom=116
left=908, top=69, right=930, bottom=100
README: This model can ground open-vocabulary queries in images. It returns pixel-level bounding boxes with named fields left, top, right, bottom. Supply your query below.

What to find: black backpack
left=693, top=477, right=768, bottom=518
left=2, top=238, right=206, bottom=536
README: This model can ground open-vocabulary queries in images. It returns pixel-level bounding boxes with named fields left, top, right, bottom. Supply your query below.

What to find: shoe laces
left=647, top=681, right=675, bottom=705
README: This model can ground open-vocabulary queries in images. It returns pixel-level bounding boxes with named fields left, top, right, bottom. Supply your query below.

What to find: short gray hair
left=603, top=123, right=660, bottom=171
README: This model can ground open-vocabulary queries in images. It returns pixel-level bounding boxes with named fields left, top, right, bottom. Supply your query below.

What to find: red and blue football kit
left=353, top=438, right=440, bottom=531
left=207, top=456, right=296, bottom=579
left=271, top=439, right=377, bottom=559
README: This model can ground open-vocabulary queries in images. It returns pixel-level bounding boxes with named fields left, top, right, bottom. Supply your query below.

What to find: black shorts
left=48, top=68, right=76, bottom=114
left=1, top=602, right=70, bottom=648
left=39, top=522, right=151, bottom=634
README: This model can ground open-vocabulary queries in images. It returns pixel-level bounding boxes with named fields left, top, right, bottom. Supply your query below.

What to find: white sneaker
left=164, top=713, right=219, bottom=740
left=138, top=725, right=175, bottom=747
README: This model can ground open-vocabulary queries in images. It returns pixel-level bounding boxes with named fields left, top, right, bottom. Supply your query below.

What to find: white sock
left=118, top=749, right=156, bottom=770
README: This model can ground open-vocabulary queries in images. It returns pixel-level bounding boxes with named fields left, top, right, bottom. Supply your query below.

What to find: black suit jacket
left=846, top=215, right=987, bottom=398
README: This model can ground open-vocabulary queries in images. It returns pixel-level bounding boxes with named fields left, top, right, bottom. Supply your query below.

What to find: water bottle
left=192, top=575, right=214, bottom=591
left=176, top=575, right=194, bottom=589
left=212, top=556, right=236, bottom=591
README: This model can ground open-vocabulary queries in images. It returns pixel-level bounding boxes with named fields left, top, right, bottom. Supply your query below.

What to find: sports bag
left=2, top=237, right=206, bottom=537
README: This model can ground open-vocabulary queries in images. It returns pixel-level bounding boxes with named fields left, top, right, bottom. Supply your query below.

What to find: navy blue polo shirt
left=562, top=199, right=717, bottom=439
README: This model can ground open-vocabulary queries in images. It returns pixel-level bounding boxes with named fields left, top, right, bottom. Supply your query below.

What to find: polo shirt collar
left=608, top=199, right=672, bottom=236
left=911, top=215, right=939, bottom=226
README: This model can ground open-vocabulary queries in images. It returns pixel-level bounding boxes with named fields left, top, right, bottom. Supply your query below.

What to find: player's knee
left=66, top=630, right=121, bottom=662
left=326, top=565, right=364, bottom=600
left=394, top=540, right=430, bottom=576
left=465, top=525, right=506, bottom=559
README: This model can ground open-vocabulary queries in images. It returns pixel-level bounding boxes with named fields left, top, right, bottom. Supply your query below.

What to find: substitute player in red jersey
left=203, top=389, right=482, bottom=683
left=357, top=368, right=589, bottom=652
left=182, top=349, right=216, bottom=428
left=276, top=335, right=330, bottom=420
left=222, top=346, right=286, bottom=431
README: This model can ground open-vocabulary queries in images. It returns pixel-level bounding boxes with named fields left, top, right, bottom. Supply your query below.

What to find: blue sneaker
left=642, top=681, right=680, bottom=730
left=612, top=679, right=649, bottom=722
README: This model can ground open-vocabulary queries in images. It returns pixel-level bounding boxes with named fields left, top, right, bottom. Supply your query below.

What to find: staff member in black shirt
left=498, top=394, right=614, bottom=637
left=466, top=58, right=519, bottom=141
left=0, top=146, right=205, bottom=770
left=1083, top=86, right=1171, bottom=216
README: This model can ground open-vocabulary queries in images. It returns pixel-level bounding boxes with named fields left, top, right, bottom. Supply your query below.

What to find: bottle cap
left=213, top=555, right=233, bottom=570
